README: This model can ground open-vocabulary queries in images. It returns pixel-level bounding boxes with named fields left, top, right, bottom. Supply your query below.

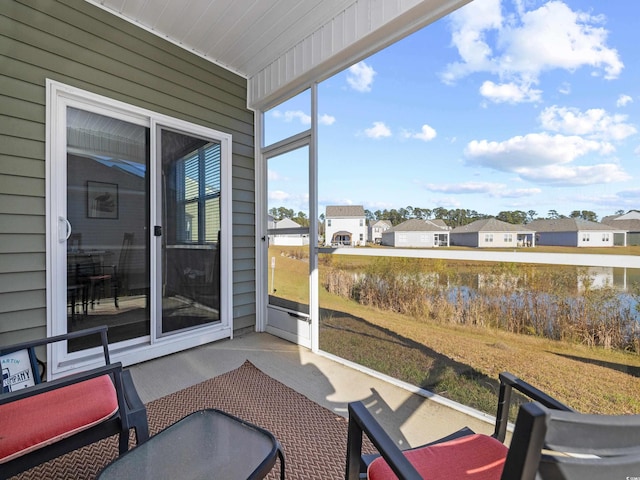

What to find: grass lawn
left=270, top=246, right=640, bottom=416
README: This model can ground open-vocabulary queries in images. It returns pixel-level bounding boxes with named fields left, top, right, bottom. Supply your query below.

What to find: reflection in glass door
left=265, top=145, right=312, bottom=347
left=159, top=128, right=221, bottom=336
left=66, top=107, right=150, bottom=351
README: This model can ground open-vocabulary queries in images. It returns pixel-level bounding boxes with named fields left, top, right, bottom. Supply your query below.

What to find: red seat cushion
left=0, top=375, right=119, bottom=464
left=368, top=433, right=508, bottom=480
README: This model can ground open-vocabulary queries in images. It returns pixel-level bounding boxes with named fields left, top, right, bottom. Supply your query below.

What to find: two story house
left=368, top=220, right=392, bottom=244
left=324, top=206, right=367, bottom=247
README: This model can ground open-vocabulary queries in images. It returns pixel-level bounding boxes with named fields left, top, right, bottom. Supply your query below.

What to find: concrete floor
left=128, top=331, right=498, bottom=449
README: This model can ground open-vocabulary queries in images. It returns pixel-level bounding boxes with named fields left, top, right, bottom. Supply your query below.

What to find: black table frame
left=98, top=408, right=285, bottom=480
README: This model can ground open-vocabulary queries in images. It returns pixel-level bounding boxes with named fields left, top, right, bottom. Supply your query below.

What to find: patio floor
left=127, top=331, right=498, bottom=449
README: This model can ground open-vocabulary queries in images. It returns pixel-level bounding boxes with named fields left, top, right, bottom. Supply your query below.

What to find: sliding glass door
left=48, top=81, right=232, bottom=373
left=65, top=107, right=151, bottom=351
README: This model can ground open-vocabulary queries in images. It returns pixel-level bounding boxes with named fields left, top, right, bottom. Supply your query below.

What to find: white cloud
left=272, top=109, right=311, bottom=125
left=319, top=114, right=336, bottom=126
left=268, top=170, right=281, bottom=181
left=516, top=163, right=630, bottom=185
left=617, top=94, right=633, bottom=107
left=347, top=61, right=376, bottom=92
left=465, top=132, right=628, bottom=185
left=424, top=181, right=541, bottom=198
left=539, top=106, right=637, bottom=141
left=365, top=121, right=392, bottom=139
left=466, top=133, right=613, bottom=168
left=269, top=190, right=290, bottom=201
left=442, top=0, right=623, bottom=103
left=403, top=124, right=437, bottom=141
left=272, top=110, right=336, bottom=126
left=425, top=181, right=502, bottom=194
left=479, top=80, right=542, bottom=103
left=498, top=187, right=543, bottom=198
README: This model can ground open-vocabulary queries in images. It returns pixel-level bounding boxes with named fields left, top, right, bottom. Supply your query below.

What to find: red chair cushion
left=0, top=375, right=119, bottom=464
left=368, top=433, right=508, bottom=480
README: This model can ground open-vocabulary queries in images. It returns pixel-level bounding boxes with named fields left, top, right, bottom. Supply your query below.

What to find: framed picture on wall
left=87, top=181, right=118, bottom=219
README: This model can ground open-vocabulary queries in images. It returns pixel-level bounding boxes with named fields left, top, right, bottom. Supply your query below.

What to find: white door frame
left=45, top=80, right=233, bottom=377
left=255, top=84, right=319, bottom=352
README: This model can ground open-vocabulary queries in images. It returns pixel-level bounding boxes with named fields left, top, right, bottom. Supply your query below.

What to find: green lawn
left=270, top=245, right=640, bottom=416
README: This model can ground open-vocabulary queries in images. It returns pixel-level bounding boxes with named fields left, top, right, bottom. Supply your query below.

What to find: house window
left=359, top=233, right=364, bottom=242
left=504, top=233, right=513, bottom=243
left=327, top=219, right=332, bottom=227
left=174, top=140, right=221, bottom=244
left=583, top=233, right=590, bottom=242
left=360, top=219, right=364, bottom=227
left=399, top=233, right=408, bottom=243
left=603, top=233, right=610, bottom=242
left=485, top=234, right=494, bottom=242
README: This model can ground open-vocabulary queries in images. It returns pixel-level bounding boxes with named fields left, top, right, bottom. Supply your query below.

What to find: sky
left=265, top=0, right=640, bottom=222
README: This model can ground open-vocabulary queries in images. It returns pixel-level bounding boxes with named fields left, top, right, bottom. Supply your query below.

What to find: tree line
left=271, top=205, right=627, bottom=228
left=363, top=207, right=607, bottom=227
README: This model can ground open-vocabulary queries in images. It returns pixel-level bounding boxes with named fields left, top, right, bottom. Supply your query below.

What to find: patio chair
left=345, top=371, right=574, bottom=480
left=348, top=398, right=640, bottom=480
left=0, top=325, right=149, bottom=479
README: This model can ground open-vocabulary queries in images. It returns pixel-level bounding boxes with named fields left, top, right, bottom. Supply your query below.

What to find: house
left=602, top=211, right=640, bottom=246
left=381, top=219, right=450, bottom=248
left=527, top=218, right=615, bottom=247
left=324, top=206, right=367, bottom=247
left=270, top=218, right=309, bottom=246
left=0, top=0, right=493, bottom=378
left=450, top=218, right=535, bottom=248
left=368, top=220, right=392, bottom=244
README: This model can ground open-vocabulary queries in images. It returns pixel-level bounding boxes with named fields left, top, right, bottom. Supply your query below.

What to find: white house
left=527, top=218, right=615, bottom=247
left=450, top=218, right=535, bottom=248
left=381, top=219, right=450, bottom=247
left=368, top=220, right=392, bottom=244
left=324, top=205, right=367, bottom=246
left=270, top=217, right=309, bottom=246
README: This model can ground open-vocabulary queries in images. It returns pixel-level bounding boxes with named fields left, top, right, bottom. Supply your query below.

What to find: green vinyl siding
left=0, top=0, right=256, bottom=343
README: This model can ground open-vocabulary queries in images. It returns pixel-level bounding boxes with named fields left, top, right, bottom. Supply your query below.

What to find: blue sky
left=266, top=0, right=640, bottom=221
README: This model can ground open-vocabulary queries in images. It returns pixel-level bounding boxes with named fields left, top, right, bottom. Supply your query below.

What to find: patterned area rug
left=13, top=360, right=357, bottom=479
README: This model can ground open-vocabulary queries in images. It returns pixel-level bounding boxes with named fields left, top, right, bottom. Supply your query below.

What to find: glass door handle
left=59, top=216, right=72, bottom=243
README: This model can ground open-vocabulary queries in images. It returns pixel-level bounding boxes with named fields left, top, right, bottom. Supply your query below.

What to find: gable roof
left=274, top=217, right=302, bottom=229
left=450, top=218, right=533, bottom=234
left=387, top=219, right=449, bottom=232
left=371, top=220, right=392, bottom=228
left=602, top=211, right=640, bottom=232
left=430, top=219, right=450, bottom=229
left=527, top=218, right=611, bottom=232
left=325, top=205, right=365, bottom=218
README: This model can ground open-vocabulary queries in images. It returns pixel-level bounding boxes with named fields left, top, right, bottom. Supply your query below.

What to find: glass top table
left=97, top=409, right=285, bottom=480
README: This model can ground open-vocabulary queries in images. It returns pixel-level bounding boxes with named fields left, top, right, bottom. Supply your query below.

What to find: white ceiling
left=88, top=0, right=354, bottom=78
left=87, top=0, right=470, bottom=108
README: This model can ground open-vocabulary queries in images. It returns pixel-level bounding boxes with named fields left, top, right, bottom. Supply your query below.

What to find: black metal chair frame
left=0, top=325, right=149, bottom=479
left=503, top=401, right=640, bottom=480
left=346, top=371, right=574, bottom=480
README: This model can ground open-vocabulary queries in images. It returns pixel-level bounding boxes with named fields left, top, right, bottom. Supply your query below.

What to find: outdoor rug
left=13, top=360, right=359, bottom=480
